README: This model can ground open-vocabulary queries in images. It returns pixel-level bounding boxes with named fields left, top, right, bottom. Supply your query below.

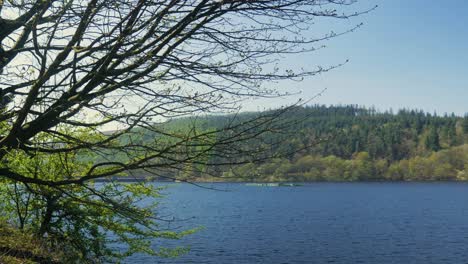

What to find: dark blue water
left=124, top=182, right=468, bottom=263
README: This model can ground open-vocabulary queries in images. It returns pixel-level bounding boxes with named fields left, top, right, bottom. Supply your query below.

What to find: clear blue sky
left=254, top=0, right=468, bottom=115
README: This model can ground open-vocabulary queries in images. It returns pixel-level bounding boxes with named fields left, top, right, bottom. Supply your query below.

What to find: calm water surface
left=124, top=182, right=468, bottom=263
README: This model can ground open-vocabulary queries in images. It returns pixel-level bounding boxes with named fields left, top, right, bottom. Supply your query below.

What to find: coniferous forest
left=166, top=105, right=468, bottom=182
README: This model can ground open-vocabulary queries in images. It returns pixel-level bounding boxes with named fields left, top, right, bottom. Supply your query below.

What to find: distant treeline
left=173, top=105, right=468, bottom=181
left=222, top=145, right=468, bottom=182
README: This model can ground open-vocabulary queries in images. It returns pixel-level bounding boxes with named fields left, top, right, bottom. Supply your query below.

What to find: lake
left=124, top=182, right=468, bottom=263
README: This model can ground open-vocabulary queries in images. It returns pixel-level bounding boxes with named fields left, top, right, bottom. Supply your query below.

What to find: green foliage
left=223, top=145, right=468, bottom=182
left=163, top=105, right=468, bottom=182
left=166, top=105, right=467, bottom=165
left=0, top=128, right=193, bottom=263
left=463, top=115, right=468, bottom=134
left=425, top=127, right=441, bottom=151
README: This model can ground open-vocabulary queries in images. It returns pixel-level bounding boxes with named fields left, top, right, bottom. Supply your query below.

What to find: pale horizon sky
left=248, top=0, right=468, bottom=116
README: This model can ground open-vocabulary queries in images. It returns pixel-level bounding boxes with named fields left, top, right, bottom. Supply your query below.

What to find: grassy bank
left=0, top=223, right=63, bottom=264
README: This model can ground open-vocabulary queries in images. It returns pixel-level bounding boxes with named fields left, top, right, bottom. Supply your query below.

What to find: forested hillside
left=167, top=105, right=468, bottom=182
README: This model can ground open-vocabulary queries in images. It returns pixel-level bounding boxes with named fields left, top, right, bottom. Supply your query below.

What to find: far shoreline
left=94, top=177, right=468, bottom=184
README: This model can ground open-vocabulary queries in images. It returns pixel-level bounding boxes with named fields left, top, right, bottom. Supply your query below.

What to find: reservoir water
left=124, top=182, right=468, bottom=263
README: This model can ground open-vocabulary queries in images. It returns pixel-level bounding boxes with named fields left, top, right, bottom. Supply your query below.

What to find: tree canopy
left=214, top=105, right=468, bottom=182
left=0, top=0, right=370, bottom=262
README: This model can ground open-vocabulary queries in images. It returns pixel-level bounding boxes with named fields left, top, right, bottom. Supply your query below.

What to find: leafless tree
left=0, top=0, right=372, bottom=261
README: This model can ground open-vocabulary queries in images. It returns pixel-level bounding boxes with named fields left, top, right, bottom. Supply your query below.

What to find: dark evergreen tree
left=463, top=114, right=468, bottom=134
left=425, top=127, right=441, bottom=151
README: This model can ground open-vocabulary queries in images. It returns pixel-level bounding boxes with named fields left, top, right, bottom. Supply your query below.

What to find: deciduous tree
left=0, top=0, right=370, bottom=262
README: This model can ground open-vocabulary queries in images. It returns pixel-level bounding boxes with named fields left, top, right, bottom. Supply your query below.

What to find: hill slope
left=165, top=105, right=468, bottom=181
